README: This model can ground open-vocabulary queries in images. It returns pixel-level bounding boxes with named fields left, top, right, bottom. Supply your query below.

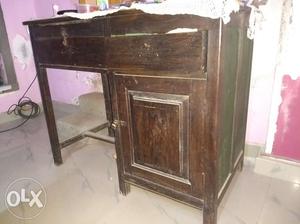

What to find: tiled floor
left=0, top=114, right=300, bottom=224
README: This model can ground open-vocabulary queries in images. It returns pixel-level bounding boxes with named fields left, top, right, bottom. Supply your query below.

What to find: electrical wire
left=0, top=75, right=40, bottom=134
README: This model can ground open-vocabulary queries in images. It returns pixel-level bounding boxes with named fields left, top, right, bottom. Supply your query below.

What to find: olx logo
left=5, top=178, right=47, bottom=219
left=6, top=188, right=44, bottom=208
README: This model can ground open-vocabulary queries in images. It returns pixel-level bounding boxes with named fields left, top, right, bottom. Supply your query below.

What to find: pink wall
left=246, top=82, right=274, bottom=145
left=272, top=75, right=300, bottom=161
left=34, top=0, right=76, bottom=18
left=0, top=0, right=41, bottom=113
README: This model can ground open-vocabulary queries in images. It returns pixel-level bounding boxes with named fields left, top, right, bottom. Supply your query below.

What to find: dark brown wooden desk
left=24, top=9, right=253, bottom=224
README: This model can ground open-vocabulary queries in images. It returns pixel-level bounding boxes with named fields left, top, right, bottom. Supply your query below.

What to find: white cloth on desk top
left=65, top=0, right=240, bottom=24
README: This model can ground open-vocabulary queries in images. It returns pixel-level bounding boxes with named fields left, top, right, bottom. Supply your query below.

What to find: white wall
left=245, top=0, right=283, bottom=147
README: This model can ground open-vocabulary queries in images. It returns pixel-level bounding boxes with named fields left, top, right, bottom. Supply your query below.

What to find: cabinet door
left=112, top=74, right=206, bottom=201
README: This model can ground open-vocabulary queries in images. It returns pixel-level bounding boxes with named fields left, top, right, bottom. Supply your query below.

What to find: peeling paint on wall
left=47, top=69, right=103, bottom=105
left=71, top=96, right=79, bottom=105
left=12, top=34, right=33, bottom=69
left=82, top=73, right=103, bottom=92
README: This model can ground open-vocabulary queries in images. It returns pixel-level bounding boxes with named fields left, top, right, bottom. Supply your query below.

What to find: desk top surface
left=23, top=9, right=214, bottom=26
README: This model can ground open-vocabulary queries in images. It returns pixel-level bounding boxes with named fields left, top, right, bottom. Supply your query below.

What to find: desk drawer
left=106, top=32, right=208, bottom=79
left=34, top=36, right=106, bottom=68
left=31, top=20, right=105, bottom=39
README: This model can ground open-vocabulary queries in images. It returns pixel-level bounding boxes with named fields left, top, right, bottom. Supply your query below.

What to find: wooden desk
left=24, top=9, right=253, bottom=224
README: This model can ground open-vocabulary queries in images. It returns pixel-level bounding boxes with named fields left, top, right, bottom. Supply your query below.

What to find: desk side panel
left=217, top=10, right=253, bottom=198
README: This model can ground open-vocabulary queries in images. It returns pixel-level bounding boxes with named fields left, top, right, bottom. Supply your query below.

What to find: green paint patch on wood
left=218, top=27, right=239, bottom=190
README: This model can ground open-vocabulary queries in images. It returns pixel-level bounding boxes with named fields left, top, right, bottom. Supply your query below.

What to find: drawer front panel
left=34, top=37, right=106, bottom=67
left=114, top=75, right=206, bottom=197
left=107, top=32, right=208, bottom=79
left=31, top=20, right=105, bottom=39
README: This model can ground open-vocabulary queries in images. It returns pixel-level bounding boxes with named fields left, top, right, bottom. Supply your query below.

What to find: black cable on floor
left=0, top=75, right=41, bottom=134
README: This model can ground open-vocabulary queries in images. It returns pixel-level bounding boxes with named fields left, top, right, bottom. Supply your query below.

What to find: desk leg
left=203, top=163, right=218, bottom=224
left=203, top=198, right=217, bottom=224
left=101, top=72, right=114, bottom=137
left=38, top=67, right=62, bottom=165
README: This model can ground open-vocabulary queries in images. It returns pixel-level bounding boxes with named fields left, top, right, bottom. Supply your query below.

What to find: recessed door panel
left=128, top=91, right=189, bottom=182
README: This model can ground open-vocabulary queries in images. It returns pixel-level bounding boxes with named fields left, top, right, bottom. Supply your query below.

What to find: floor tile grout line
left=256, top=177, right=274, bottom=224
